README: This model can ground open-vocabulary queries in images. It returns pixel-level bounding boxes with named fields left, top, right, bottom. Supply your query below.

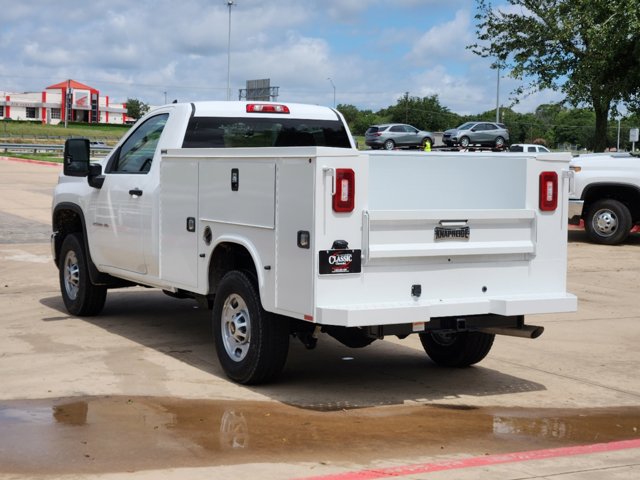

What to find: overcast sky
left=0, top=0, right=562, bottom=115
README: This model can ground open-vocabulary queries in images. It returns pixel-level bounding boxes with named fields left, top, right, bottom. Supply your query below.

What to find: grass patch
left=3, top=152, right=63, bottom=163
left=0, top=120, right=130, bottom=144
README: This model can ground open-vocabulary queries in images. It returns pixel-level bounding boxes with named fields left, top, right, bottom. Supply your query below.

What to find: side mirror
left=63, top=138, right=91, bottom=177
left=88, top=164, right=105, bottom=189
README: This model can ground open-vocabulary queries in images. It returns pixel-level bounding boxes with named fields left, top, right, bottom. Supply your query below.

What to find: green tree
left=336, top=104, right=360, bottom=125
left=126, top=98, right=150, bottom=120
left=613, top=113, right=640, bottom=151
left=553, top=108, right=596, bottom=150
left=351, top=111, right=387, bottom=136
left=336, top=104, right=388, bottom=135
left=471, top=0, right=640, bottom=152
left=382, top=94, right=459, bottom=131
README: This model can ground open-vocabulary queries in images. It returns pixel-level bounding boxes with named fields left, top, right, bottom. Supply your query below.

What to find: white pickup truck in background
left=568, top=152, right=640, bottom=244
left=52, top=101, right=577, bottom=384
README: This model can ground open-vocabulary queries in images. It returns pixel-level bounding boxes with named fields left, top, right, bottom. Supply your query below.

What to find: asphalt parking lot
left=0, top=156, right=639, bottom=479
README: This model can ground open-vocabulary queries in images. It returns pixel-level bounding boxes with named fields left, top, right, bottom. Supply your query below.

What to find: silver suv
left=442, top=121, right=509, bottom=149
left=365, top=124, right=434, bottom=150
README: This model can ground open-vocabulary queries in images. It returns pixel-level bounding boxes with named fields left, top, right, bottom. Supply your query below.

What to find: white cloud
left=324, top=0, right=369, bottom=22
left=0, top=0, right=567, bottom=113
left=406, top=10, right=475, bottom=65
left=410, top=65, right=488, bottom=115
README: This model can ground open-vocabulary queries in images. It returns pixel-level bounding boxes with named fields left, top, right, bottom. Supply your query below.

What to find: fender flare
left=52, top=202, right=123, bottom=286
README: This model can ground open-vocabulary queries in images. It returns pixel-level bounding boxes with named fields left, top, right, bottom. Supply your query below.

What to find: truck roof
left=175, top=101, right=341, bottom=121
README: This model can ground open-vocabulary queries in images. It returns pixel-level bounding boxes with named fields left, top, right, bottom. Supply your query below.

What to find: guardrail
left=0, top=143, right=112, bottom=155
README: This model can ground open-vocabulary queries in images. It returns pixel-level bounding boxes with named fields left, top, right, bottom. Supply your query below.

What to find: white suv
left=509, top=144, right=551, bottom=153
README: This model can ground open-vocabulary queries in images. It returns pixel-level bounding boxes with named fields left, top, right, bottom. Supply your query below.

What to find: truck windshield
left=182, top=117, right=352, bottom=149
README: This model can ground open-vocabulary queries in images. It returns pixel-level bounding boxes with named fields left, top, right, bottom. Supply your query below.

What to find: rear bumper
left=316, top=292, right=577, bottom=327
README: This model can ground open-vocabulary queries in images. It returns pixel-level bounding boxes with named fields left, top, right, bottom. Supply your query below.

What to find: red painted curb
left=296, top=438, right=640, bottom=480
left=0, top=156, right=61, bottom=167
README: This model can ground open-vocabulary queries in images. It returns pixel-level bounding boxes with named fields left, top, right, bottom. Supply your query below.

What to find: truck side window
left=182, top=117, right=351, bottom=149
left=113, top=114, right=169, bottom=173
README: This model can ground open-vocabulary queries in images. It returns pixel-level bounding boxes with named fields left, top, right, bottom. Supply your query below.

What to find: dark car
left=365, top=123, right=434, bottom=150
left=442, top=121, right=509, bottom=149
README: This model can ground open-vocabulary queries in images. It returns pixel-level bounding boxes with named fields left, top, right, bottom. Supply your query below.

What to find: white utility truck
left=52, top=101, right=577, bottom=384
left=568, top=152, right=640, bottom=245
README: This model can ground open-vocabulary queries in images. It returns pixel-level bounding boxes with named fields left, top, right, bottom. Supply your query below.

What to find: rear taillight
left=333, top=168, right=355, bottom=213
left=539, top=171, right=558, bottom=211
left=246, top=103, right=290, bottom=114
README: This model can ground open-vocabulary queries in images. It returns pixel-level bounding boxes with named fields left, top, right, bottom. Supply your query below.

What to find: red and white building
left=0, top=79, right=129, bottom=125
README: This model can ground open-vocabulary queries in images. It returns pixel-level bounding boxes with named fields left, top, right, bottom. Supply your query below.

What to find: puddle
left=0, top=396, right=638, bottom=474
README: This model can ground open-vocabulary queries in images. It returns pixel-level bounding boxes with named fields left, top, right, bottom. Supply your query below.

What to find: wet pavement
left=1, top=396, right=639, bottom=475
left=2, top=157, right=640, bottom=479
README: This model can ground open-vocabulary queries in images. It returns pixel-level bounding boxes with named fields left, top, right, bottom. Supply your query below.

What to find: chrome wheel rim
left=63, top=250, right=80, bottom=300
left=221, top=294, right=251, bottom=362
left=592, top=209, right=618, bottom=237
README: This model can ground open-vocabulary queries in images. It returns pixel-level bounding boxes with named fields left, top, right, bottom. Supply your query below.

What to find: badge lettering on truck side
left=434, top=226, right=470, bottom=241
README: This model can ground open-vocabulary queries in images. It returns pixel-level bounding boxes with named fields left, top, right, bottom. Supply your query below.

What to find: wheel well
left=208, top=242, right=258, bottom=294
left=52, top=205, right=128, bottom=287
left=582, top=185, right=640, bottom=223
left=52, top=207, right=84, bottom=264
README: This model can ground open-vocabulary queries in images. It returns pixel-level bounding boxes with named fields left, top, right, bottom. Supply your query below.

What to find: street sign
left=630, top=128, right=639, bottom=142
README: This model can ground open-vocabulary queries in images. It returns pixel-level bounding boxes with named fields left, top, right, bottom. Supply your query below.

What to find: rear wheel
left=419, top=331, right=495, bottom=367
left=59, top=233, right=107, bottom=316
left=383, top=139, right=395, bottom=150
left=584, top=199, right=632, bottom=245
left=212, top=271, right=289, bottom=384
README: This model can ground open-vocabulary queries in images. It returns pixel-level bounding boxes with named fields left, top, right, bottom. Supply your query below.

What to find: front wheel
left=212, top=271, right=289, bottom=384
left=419, top=331, right=495, bottom=367
left=58, top=233, right=107, bottom=316
left=494, top=136, right=505, bottom=148
left=584, top=199, right=632, bottom=245
left=459, top=136, right=470, bottom=148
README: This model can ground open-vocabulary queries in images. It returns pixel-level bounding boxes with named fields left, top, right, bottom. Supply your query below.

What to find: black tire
left=459, top=136, right=470, bottom=148
left=584, top=199, right=632, bottom=245
left=422, top=137, right=433, bottom=149
left=383, top=139, right=395, bottom=150
left=212, top=271, right=289, bottom=384
left=419, top=331, right=495, bottom=367
left=58, top=233, right=107, bottom=316
left=494, top=136, right=506, bottom=148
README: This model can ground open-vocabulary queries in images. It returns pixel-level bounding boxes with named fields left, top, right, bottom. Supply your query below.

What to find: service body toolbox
left=52, top=101, right=576, bottom=384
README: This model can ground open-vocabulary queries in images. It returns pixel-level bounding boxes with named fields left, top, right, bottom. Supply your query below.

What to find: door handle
left=129, top=188, right=143, bottom=197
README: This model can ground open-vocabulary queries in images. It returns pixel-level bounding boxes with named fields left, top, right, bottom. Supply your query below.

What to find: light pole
left=495, top=66, right=500, bottom=123
left=327, top=77, right=336, bottom=107
left=226, top=0, right=235, bottom=101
